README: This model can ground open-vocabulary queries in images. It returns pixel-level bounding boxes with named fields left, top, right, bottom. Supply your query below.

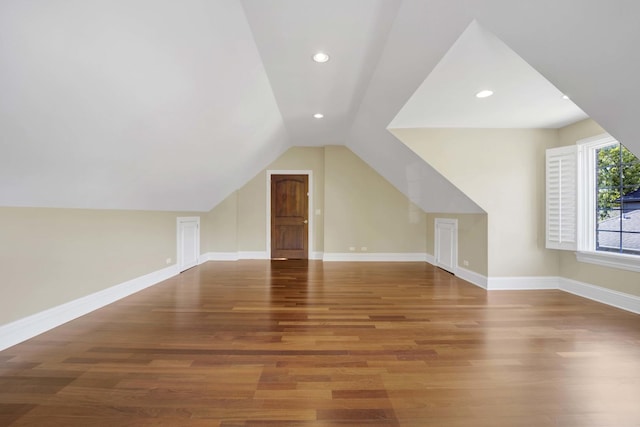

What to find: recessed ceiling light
left=475, top=90, right=494, bottom=98
left=313, top=113, right=324, bottom=119
left=312, top=52, right=329, bottom=63
left=562, top=94, right=570, bottom=100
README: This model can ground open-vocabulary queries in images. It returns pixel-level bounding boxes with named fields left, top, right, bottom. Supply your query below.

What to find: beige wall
left=557, top=118, right=607, bottom=148
left=204, top=192, right=238, bottom=253
left=324, top=146, right=427, bottom=253
left=205, top=145, right=426, bottom=255
left=237, top=173, right=269, bottom=252
left=6, top=128, right=639, bottom=335
left=0, top=207, right=199, bottom=325
left=1, top=145, right=428, bottom=328
left=556, top=119, right=640, bottom=297
left=425, top=213, right=488, bottom=276
left=206, top=148, right=322, bottom=254
left=396, top=122, right=640, bottom=294
left=394, top=128, right=559, bottom=277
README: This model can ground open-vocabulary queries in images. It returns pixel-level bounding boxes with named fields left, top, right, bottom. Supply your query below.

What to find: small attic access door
left=435, top=218, right=458, bottom=274
left=177, top=217, right=200, bottom=272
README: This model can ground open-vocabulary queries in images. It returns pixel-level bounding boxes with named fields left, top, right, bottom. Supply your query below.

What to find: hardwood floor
left=1, top=260, right=640, bottom=426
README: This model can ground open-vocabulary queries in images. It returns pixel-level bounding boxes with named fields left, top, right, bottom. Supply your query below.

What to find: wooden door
left=271, top=174, right=308, bottom=259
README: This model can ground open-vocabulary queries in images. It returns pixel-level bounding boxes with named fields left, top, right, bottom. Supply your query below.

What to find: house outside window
left=595, top=143, right=640, bottom=255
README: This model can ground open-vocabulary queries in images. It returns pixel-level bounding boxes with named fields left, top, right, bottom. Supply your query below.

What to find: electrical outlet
left=349, top=246, right=356, bottom=251
left=463, top=260, right=469, bottom=267
left=361, top=246, right=368, bottom=251
left=166, top=258, right=172, bottom=265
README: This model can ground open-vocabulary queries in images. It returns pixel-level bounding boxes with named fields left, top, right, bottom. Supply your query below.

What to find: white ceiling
left=0, top=0, right=289, bottom=211
left=241, top=0, right=401, bottom=146
left=1, top=0, right=639, bottom=213
left=389, top=20, right=588, bottom=129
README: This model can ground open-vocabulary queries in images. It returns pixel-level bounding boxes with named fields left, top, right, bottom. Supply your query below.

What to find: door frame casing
left=266, top=170, right=313, bottom=259
left=434, top=218, right=458, bottom=274
left=177, top=216, right=200, bottom=272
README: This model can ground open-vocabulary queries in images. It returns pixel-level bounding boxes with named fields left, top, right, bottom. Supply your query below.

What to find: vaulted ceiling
left=1, top=0, right=639, bottom=213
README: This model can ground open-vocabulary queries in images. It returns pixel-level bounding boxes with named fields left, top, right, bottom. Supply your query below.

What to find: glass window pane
left=595, top=142, right=640, bottom=254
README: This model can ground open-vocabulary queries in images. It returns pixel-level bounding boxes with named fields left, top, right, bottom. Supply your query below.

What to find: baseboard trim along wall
left=205, top=251, right=323, bottom=261
left=454, top=266, right=488, bottom=289
left=238, top=251, right=269, bottom=260
left=487, top=276, right=559, bottom=290
left=0, top=264, right=180, bottom=352
left=425, top=253, right=436, bottom=265
left=203, top=252, right=239, bottom=261
left=205, top=252, right=429, bottom=262
left=451, top=270, right=639, bottom=315
left=559, top=278, right=640, bottom=314
left=205, top=252, right=424, bottom=262
left=322, top=253, right=428, bottom=262
left=425, top=257, right=639, bottom=314
left=208, top=252, right=429, bottom=262
left=204, top=251, right=270, bottom=260
left=4, top=255, right=638, bottom=351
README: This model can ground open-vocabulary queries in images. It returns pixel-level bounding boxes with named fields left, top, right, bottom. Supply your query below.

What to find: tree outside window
left=596, top=143, right=640, bottom=254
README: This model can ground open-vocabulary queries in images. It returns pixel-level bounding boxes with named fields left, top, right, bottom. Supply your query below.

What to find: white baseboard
left=0, top=264, right=179, bottom=351
left=435, top=268, right=640, bottom=314
left=238, top=251, right=269, bottom=260
left=450, top=265, right=560, bottom=292
left=203, top=252, right=240, bottom=261
left=204, top=251, right=322, bottom=261
left=5, top=263, right=637, bottom=352
left=455, top=266, right=488, bottom=289
left=425, top=253, right=436, bottom=265
left=323, top=252, right=427, bottom=262
left=204, top=251, right=426, bottom=262
left=465, top=274, right=640, bottom=314
left=487, top=276, right=559, bottom=290
left=559, top=278, right=640, bottom=314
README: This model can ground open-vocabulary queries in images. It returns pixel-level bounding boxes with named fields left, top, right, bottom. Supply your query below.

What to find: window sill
left=575, top=251, right=640, bottom=273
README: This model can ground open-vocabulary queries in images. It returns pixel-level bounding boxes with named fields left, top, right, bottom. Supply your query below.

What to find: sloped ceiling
left=1, top=0, right=639, bottom=213
left=389, top=20, right=588, bottom=129
left=0, top=0, right=288, bottom=211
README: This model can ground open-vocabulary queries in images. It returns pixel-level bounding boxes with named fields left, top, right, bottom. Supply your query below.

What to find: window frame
left=575, top=133, right=640, bottom=272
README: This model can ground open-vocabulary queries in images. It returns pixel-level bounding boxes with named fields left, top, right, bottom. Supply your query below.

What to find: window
left=595, top=143, right=640, bottom=255
left=546, top=134, right=640, bottom=272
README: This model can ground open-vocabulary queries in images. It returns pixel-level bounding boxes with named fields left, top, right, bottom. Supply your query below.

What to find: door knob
left=303, top=219, right=308, bottom=224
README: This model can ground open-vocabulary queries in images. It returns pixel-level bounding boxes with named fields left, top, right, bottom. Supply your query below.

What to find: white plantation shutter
left=546, top=146, right=578, bottom=250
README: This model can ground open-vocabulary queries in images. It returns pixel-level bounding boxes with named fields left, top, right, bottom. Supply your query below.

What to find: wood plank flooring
left=1, top=260, right=640, bottom=426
